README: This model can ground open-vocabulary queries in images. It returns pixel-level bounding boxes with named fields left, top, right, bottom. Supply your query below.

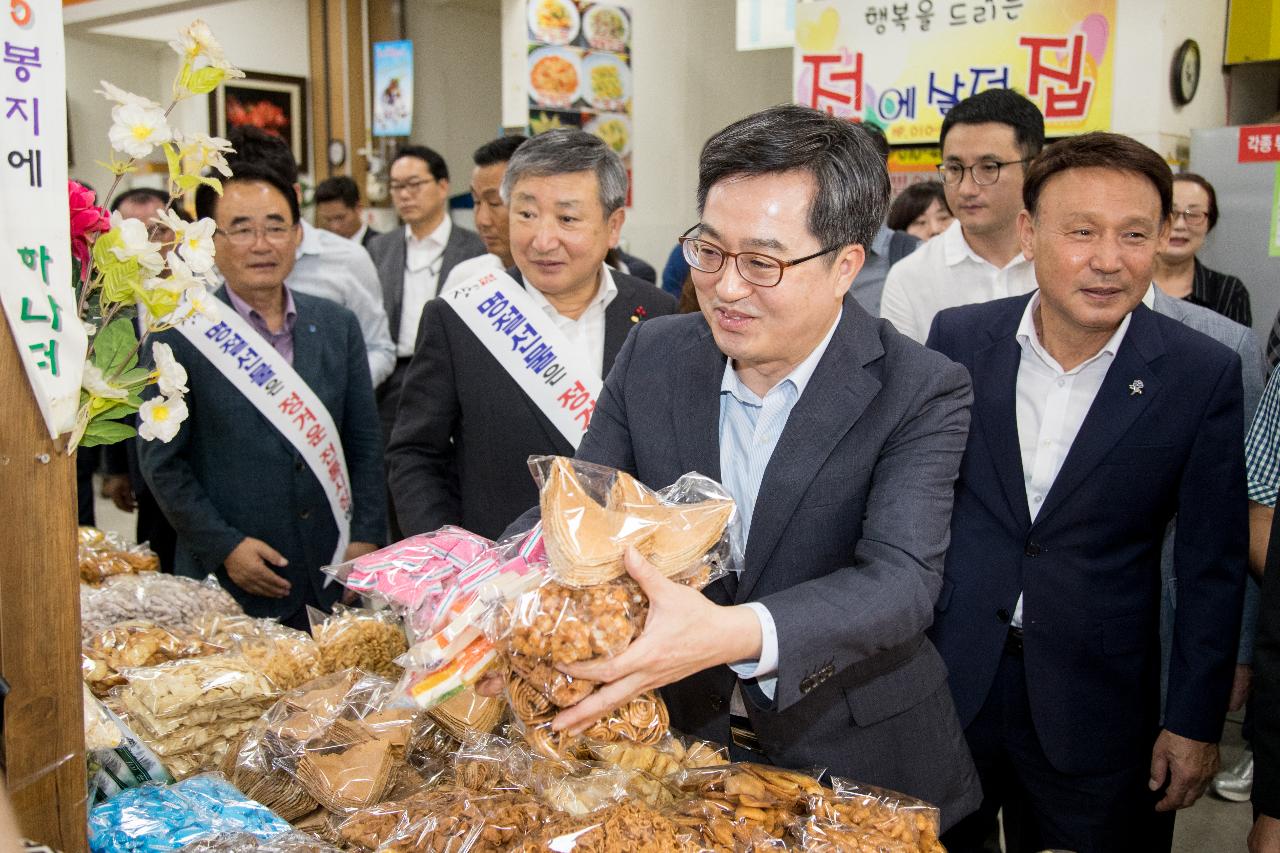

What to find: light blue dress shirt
left=722, top=310, right=842, bottom=701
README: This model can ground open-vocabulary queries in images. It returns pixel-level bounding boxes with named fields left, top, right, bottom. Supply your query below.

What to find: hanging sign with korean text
left=1239, top=125, right=1280, bottom=164
left=0, top=1, right=87, bottom=438
left=793, top=0, right=1116, bottom=145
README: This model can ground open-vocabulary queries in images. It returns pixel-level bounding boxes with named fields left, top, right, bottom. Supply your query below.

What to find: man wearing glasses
left=505, top=105, right=982, bottom=830
left=139, top=163, right=387, bottom=630
left=368, top=145, right=487, bottom=447
left=881, top=88, right=1043, bottom=342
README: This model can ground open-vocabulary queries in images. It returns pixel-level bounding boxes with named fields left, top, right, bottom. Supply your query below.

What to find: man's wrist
left=721, top=604, right=764, bottom=666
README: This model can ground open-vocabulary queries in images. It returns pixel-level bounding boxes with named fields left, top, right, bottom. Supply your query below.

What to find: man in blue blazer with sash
left=501, top=106, right=982, bottom=829
left=927, top=133, right=1248, bottom=852
left=140, top=163, right=386, bottom=629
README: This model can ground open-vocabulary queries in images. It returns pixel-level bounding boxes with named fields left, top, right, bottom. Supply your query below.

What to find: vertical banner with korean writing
left=1, top=1, right=86, bottom=438
left=527, top=0, right=633, bottom=204
left=794, top=0, right=1115, bottom=145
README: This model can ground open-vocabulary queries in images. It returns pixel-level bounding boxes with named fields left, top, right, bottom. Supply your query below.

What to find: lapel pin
left=1128, top=379, right=1144, bottom=396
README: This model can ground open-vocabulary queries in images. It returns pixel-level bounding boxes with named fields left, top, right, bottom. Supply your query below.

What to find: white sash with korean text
left=172, top=296, right=351, bottom=563
left=441, top=270, right=602, bottom=448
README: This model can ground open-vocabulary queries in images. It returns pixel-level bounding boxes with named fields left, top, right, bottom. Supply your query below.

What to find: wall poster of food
left=527, top=0, right=632, bottom=204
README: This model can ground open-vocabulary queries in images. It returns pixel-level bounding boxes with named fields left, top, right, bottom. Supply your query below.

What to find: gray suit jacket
left=367, top=221, right=488, bottom=347
left=138, top=288, right=388, bottom=621
left=387, top=268, right=675, bottom=539
left=507, top=297, right=982, bottom=828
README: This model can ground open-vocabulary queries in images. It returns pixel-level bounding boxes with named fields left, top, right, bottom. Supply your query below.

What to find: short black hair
left=940, top=89, right=1045, bottom=160
left=1174, top=172, right=1220, bottom=230
left=391, top=145, right=448, bottom=182
left=109, top=187, right=169, bottom=213
left=887, top=181, right=948, bottom=232
left=697, top=104, right=888, bottom=254
left=195, top=160, right=301, bottom=224
left=473, top=134, right=528, bottom=168
left=859, top=123, right=890, bottom=164
left=1023, top=132, right=1172, bottom=222
left=314, top=175, right=361, bottom=208
left=225, top=126, right=298, bottom=186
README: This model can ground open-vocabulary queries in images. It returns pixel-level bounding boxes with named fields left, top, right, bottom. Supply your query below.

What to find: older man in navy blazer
left=140, top=163, right=386, bottom=629
left=503, top=105, right=982, bottom=828
left=927, top=133, right=1248, bottom=852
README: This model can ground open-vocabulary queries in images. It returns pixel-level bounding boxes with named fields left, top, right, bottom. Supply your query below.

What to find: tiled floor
left=88, top=484, right=1260, bottom=851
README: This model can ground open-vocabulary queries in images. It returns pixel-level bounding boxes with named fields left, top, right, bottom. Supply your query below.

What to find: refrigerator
left=1190, top=126, right=1280, bottom=344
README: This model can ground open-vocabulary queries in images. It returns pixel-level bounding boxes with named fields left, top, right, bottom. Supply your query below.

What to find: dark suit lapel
left=384, top=229, right=407, bottom=343
left=1033, top=306, right=1164, bottom=527
left=735, top=306, right=882, bottom=603
left=673, top=325, right=725, bottom=483
left=290, top=297, right=322, bottom=393
left=603, top=275, right=642, bottom=374
left=971, top=332, right=1033, bottom=531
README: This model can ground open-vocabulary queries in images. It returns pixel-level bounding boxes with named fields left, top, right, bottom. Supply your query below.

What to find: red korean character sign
left=1238, top=125, right=1280, bottom=164
left=0, top=0, right=85, bottom=438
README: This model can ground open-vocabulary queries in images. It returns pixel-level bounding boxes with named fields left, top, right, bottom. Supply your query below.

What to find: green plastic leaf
left=93, top=318, right=139, bottom=375
left=116, top=366, right=152, bottom=387
left=79, top=419, right=137, bottom=448
left=185, top=66, right=226, bottom=96
left=163, top=142, right=182, bottom=187
left=94, top=402, right=139, bottom=422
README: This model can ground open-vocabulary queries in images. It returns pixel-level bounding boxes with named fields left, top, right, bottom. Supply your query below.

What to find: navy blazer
left=138, top=287, right=388, bottom=621
left=505, top=297, right=983, bottom=828
left=927, top=295, right=1248, bottom=777
left=386, top=268, right=675, bottom=539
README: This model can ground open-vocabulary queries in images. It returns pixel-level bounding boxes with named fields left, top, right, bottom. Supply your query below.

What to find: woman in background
left=887, top=181, right=952, bottom=241
left=1153, top=172, right=1252, bottom=326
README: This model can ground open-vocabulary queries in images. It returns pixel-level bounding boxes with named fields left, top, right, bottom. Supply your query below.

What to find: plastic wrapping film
left=79, top=525, right=160, bottom=585
left=80, top=573, right=243, bottom=640
left=796, top=777, right=945, bottom=853
left=510, top=800, right=703, bottom=853
left=87, top=772, right=291, bottom=852
left=84, top=684, right=175, bottom=804
left=310, top=606, right=408, bottom=681
left=82, top=621, right=223, bottom=697
left=177, top=831, right=342, bottom=852
left=322, top=527, right=493, bottom=637
left=192, top=614, right=321, bottom=692
left=669, top=762, right=827, bottom=847
left=394, top=527, right=547, bottom=711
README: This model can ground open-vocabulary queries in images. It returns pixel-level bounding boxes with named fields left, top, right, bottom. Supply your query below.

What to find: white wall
left=1111, top=0, right=1230, bottom=161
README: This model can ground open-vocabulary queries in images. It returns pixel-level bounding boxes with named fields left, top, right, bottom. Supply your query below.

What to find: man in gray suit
left=139, top=163, right=387, bottom=630
left=503, top=106, right=981, bottom=827
left=368, top=145, right=487, bottom=441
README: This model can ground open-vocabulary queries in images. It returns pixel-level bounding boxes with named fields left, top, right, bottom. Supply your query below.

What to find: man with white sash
left=140, top=163, right=386, bottom=630
left=386, top=130, right=675, bottom=540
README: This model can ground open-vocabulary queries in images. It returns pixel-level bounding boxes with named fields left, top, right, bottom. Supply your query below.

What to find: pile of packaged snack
left=79, top=461, right=946, bottom=852
left=79, top=526, right=160, bottom=585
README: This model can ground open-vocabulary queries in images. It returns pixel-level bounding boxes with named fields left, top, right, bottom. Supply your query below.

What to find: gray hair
left=499, top=129, right=628, bottom=216
left=696, top=105, right=890, bottom=254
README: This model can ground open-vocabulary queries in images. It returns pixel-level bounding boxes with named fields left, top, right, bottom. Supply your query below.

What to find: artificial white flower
left=80, top=363, right=130, bottom=400
left=185, top=284, right=216, bottom=319
left=150, top=342, right=189, bottom=397
left=83, top=321, right=98, bottom=337
left=107, top=102, right=172, bottom=160
left=107, top=212, right=166, bottom=276
left=95, top=80, right=160, bottom=111
left=138, top=394, right=188, bottom=442
left=156, top=253, right=211, bottom=292
left=174, top=217, right=217, bottom=273
left=169, top=20, right=243, bottom=77
left=173, top=131, right=235, bottom=178
left=68, top=402, right=91, bottom=452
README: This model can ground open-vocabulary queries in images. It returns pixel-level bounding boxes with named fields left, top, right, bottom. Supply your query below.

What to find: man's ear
left=606, top=207, right=626, bottom=248
left=1017, top=208, right=1036, bottom=261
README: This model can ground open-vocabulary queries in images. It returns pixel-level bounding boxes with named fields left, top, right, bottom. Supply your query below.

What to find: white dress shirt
left=880, top=219, right=1037, bottom=343
left=524, top=264, right=618, bottom=374
left=1011, top=292, right=1132, bottom=627
left=440, top=252, right=505, bottom=297
left=284, top=220, right=395, bottom=386
left=398, top=217, right=452, bottom=357
left=352, top=223, right=369, bottom=246
left=721, top=311, right=843, bottom=704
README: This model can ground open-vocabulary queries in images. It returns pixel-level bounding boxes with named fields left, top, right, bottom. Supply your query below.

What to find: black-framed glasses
left=936, top=158, right=1030, bottom=186
left=388, top=176, right=437, bottom=195
left=677, top=225, right=839, bottom=288
left=1171, top=207, right=1208, bottom=226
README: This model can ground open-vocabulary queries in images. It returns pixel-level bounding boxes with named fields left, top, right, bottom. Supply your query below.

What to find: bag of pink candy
left=322, top=526, right=494, bottom=637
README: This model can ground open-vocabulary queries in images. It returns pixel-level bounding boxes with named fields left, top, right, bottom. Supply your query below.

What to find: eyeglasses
left=389, top=177, right=436, bottom=195
left=677, top=225, right=839, bottom=288
left=936, top=159, right=1030, bottom=186
left=1171, top=207, right=1208, bottom=226
left=215, top=224, right=296, bottom=246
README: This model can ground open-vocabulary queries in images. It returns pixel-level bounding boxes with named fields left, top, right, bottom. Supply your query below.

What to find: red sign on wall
left=1239, top=125, right=1280, bottom=162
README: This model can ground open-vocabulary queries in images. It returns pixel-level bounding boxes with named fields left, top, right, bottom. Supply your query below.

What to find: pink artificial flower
left=68, top=180, right=111, bottom=281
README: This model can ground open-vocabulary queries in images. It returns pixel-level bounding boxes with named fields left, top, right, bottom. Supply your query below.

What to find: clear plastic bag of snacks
left=530, top=455, right=737, bottom=587
left=671, top=762, right=826, bottom=841
left=178, top=831, right=343, bottom=852
left=83, top=620, right=224, bottom=697
left=79, top=526, right=161, bottom=585
left=375, top=788, right=555, bottom=853
left=81, top=573, right=243, bottom=640
left=310, top=606, right=408, bottom=680
left=192, top=614, right=321, bottom=692
left=510, top=800, right=701, bottom=853
left=799, top=777, right=944, bottom=853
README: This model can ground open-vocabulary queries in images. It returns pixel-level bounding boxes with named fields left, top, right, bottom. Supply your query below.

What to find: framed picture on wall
left=208, top=71, right=309, bottom=172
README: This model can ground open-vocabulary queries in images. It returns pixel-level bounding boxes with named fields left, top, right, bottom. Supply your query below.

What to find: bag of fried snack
left=192, top=615, right=321, bottom=693
left=83, top=621, right=224, bottom=697
left=79, top=526, right=161, bottom=585
left=309, top=606, right=408, bottom=680
left=367, top=788, right=555, bottom=853
left=510, top=800, right=704, bottom=853
left=529, top=455, right=738, bottom=587
left=584, top=731, right=729, bottom=780
left=178, top=830, right=343, bottom=852
left=672, top=762, right=826, bottom=841
left=800, top=777, right=944, bottom=853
